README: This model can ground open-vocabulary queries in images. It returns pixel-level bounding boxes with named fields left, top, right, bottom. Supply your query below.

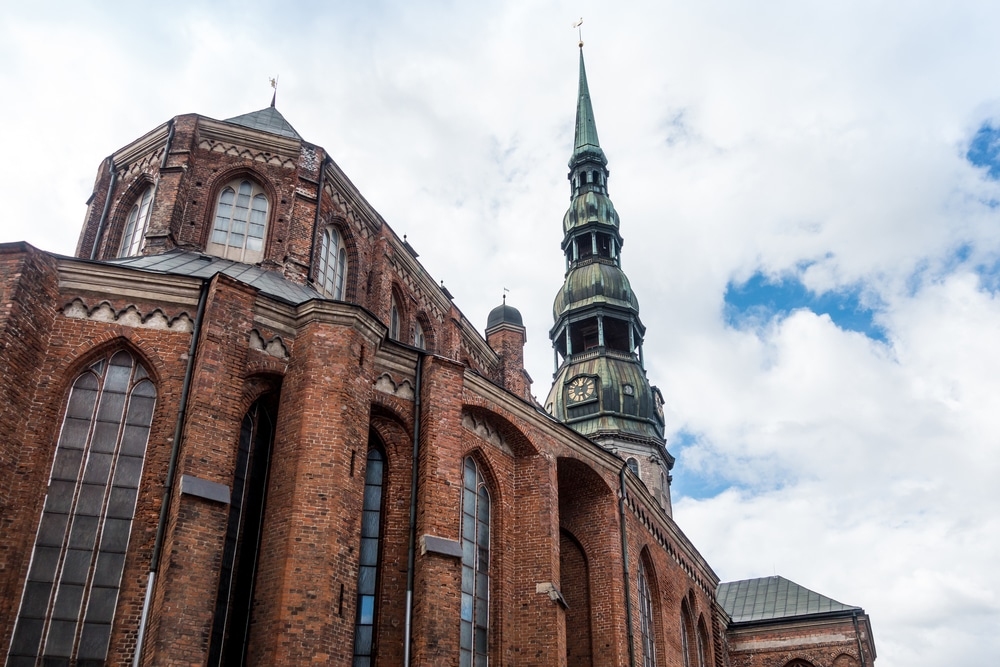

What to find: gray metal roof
left=718, top=576, right=860, bottom=624
left=224, top=106, right=301, bottom=140
left=107, top=249, right=322, bottom=305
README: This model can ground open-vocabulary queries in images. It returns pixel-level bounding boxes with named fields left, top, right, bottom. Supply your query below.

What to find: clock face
left=567, top=376, right=596, bottom=403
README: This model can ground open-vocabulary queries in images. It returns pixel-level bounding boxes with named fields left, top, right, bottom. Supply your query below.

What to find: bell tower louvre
left=546, top=46, right=675, bottom=514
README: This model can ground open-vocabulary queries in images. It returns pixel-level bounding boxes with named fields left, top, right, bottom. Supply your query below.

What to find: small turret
left=486, top=298, right=532, bottom=401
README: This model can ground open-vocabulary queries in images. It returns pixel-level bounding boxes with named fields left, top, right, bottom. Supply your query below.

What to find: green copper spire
left=570, top=49, right=607, bottom=169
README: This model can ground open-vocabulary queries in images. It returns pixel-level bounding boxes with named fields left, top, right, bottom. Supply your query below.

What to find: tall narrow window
left=208, top=395, right=278, bottom=667
left=317, top=227, right=348, bottom=300
left=353, top=446, right=385, bottom=667
left=460, top=457, right=490, bottom=667
left=627, top=457, right=640, bottom=477
left=697, top=620, right=710, bottom=667
left=638, top=559, right=657, bottom=667
left=209, top=179, right=269, bottom=263
left=119, top=185, right=154, bottom=257
left=413, top=321, right=426, bottom=349
left=7, top=350, right=155, bottom=666
left=389, top=298, right=400, bottom=340
left=680, top=603, right=693, bottom=667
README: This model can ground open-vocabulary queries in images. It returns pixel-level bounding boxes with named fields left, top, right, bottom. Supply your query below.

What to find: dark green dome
left=553, top=262, right=639, bottom=320
left=486, top=303, right=523, bottom=331
left=563, top=190, right=620, bottom=234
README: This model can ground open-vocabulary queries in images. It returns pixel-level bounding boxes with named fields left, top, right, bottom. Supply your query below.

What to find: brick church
left=0, top=48, right=876, bottom=667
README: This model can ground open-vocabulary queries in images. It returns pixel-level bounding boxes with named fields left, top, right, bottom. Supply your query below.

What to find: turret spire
left=571, top=49, right=607, bottom=169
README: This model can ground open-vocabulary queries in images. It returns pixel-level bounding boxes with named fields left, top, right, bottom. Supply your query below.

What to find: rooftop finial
left=572, top=17, right=584, bottom=48
left=269, top=75, right=279, bottom=107
left=503, top=287, right=510, bottom=305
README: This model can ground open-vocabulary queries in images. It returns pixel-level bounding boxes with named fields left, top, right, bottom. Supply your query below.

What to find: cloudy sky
left=3, top=1, right=998, bottom=664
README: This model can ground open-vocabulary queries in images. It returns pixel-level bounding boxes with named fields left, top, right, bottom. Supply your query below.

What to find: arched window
left=460, top=457, right=491, bottom=667
left=414, top=320, right=426, bottom=349
left=208, top=394, right=278, bottom=666
left=354, top=445, right=386, bottom=666
left=697, top=618, right=709, bottom=667
left=209, top=179, right=269, bottom=263
left=389, top=297, right=401, bottom=340
left=8, top=351, right=155, bottom=665
left=637, top=559, right=657, bottom=667
left=627, top=457, right=640, bottom=477
left=680, top=601, right=693, bottom=667
left=317, top=226, right=348, bottom=300
left=119, top=185, right=154, bottom=257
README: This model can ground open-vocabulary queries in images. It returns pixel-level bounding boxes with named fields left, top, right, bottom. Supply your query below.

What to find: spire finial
left=572, top=17, right=584, bottom=48
left=503, top=287, right=510, bottom=305
left=269, top=75, right=279, bottom=107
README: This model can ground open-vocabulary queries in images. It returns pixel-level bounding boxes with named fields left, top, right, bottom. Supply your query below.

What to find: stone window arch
left=7, top=350, right=155, bottom=665
left=119, top=184, right=154, bottom=257
left=208, top=178, right=269, bottom=263
left=460, top=455, right=491, bottom=667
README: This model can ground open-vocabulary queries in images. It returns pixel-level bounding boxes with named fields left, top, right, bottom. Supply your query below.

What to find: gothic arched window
left=317, top=226, right=348, bottom=300
left=460, top=456, right=491, bottom=667
left=353, top=445, right=386, bottom=666
left=209, top=179, right=269, bottom=263
left=680, top=601, right=693, bottom=667
left=627, top=457, right=640, bottom=477
left=7, top=350, right=155, bottom=665
left=697, top=618, right=710, bottom=667
left=414, top=320, right=426, bottom=349
left=119, top=185, right=154, bottom=257
left=389, top=297, right=401, bottom=340
left=637, top=559, right=657, bottom=667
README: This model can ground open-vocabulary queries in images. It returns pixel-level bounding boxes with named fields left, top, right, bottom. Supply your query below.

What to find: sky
left=2, top=1, right=999, bottom=665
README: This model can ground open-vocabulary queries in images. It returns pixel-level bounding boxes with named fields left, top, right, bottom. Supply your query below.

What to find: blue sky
left=2, top=2, right=1000, bottom=665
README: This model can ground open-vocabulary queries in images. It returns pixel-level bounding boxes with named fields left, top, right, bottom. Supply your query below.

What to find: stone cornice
left=197, top=117, right=302, bottom=160
left=57, top=257, right=202, bottom=307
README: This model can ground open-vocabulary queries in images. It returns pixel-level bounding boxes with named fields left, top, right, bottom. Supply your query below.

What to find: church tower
left=545, top=48, right=675, bottom=513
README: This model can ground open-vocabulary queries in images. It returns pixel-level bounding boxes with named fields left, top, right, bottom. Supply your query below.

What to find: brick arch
left=696, top=613, right=712, bottom=667
left=238, top=372, right=283, bottom=414
left=56, top=331, right=167, bottom=391
left=103, top=173, right=155, bottom=259
left=413, top=310, right=436, bottom=352
left=197, top=163, right=280, bottom=249
left=461, top=404, right=538, bottom=457
left=831, top=653, right=859, bottom=667
left=680, top=597, right=696, bottom=667
left=369, top=404, right=413, bottom=462
left=388, top=282, right=408, bottom=341
left=783, top=660, right=817, bottom=667
left=560, top=528, right=593, bottom=667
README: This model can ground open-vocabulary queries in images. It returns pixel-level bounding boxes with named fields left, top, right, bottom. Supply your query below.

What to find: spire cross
left=572, top=17, right=584, bottom=48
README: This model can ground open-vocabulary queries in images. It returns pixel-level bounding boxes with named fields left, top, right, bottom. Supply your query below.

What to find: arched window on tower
left=119, top=185, right=154, bottom=257
left=353, top=443, right=386, bottom=666
left=460, top=456, right=491, bottom=667
left=317, top=226, right=348, bottom=300
left=627, top=457, right=640, bottom=477
left=7, top=350, right=155, bottom=665
left=208, top=179, right=269, bottom=263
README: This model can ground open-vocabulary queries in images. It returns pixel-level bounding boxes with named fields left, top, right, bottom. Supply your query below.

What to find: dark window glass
left=638, top=559, right=657, bottom=667
left=208, top=395, right=279, bottom=667
left=7, top=351, right=155, bottom=665
left=353, top=446, right=385, bottom=666
left=460, top=456, right=490, bottom=667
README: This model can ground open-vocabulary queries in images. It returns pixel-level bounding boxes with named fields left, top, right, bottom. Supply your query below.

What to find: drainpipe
left=403, top=352, right=425, bottom=667
left=852, top=611, right=868, bottom=667
left=619, top=465, right=636, bottom=667
left=90, top=157, right=117, bottom=260
left=132, top=278, right=209, bottom=667
left=308, top=156, right=329, bottom=283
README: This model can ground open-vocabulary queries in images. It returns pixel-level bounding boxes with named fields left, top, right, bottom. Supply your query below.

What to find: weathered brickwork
left=0, top=102, right=874, bottom=667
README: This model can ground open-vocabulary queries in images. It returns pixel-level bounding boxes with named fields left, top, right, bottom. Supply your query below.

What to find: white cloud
left=2, top=2, right=999, bottom=665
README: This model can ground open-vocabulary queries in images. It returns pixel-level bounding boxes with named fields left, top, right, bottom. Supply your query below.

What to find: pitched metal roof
left=106, top=249, right=322, bottom=305
left=224, top=106, right=301, bottom=140
left=718, top=576, right=860, bottom=624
